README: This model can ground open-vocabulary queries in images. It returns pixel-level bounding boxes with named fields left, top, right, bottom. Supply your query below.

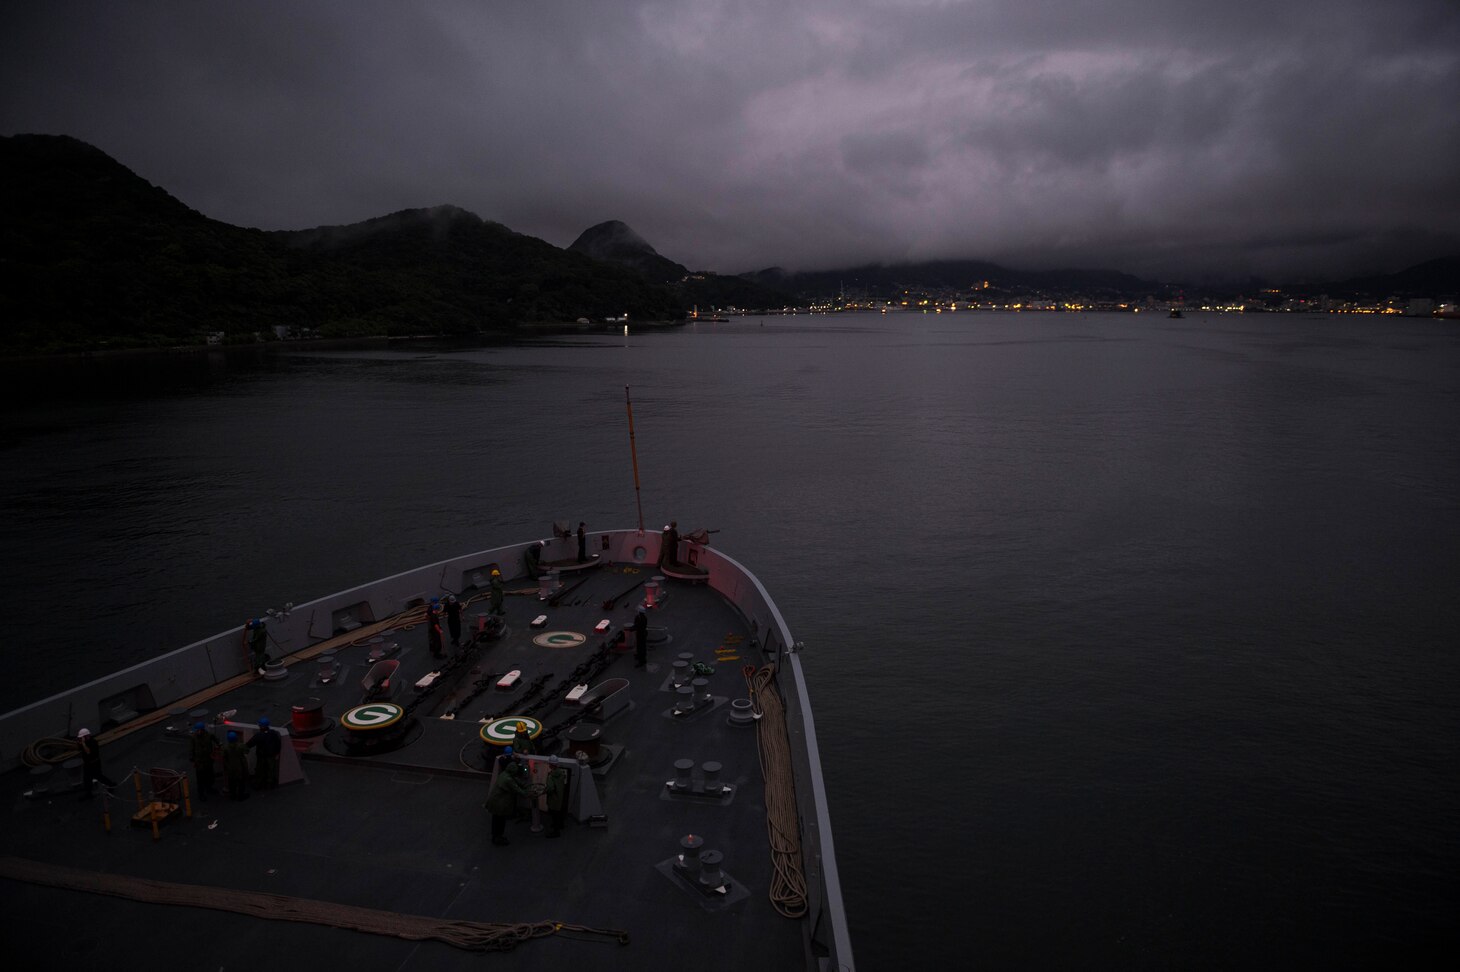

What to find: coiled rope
left=21, top=735, right=83, bottom=766
left=747, top=664, right=809, bottom=919
left=0, top=856, right=628, bottom=952
left=19, top=594, right=493, bottom=763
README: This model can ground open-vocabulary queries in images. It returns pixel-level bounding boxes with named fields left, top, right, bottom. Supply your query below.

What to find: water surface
left=3, top=312, right=1457, bottom=967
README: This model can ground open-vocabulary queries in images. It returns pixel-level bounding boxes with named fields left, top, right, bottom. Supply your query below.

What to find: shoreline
left=0, top=319, right=688, bottom=362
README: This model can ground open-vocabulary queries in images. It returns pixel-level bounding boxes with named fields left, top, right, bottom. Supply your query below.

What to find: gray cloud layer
left=4, top=0, right=1458, bottom=280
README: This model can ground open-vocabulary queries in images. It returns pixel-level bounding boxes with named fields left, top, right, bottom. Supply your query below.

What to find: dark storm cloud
left=3, top=0, right=1457, bottom=281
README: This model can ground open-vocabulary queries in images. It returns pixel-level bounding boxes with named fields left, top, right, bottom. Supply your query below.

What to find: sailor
left=633, top=609, right=649, bottom=668
left=247, top=716, right=282, bottom=790
left=244, top=618, right=269, bottom=675
left=511, top=721, right=536, bottom=755
left=75, top=728, right=115, bottom=799
left=577, top=521, right=588, bottom=563
left=189, top=722, right=219, bottom=799
left=489, top=568, right=505, bottom=616
left=426, top=598, right=445, bottom=659
left=486, top=759, right=531, bottom=846
left=223, top=730, right=250, bottom=800
left=444, top=593, right=463, bottom=647
left=544, top=756, right=569, bottom=838
left=524, top=540, right=544, bottom=579
left=659, top=521, right=679, bottom=567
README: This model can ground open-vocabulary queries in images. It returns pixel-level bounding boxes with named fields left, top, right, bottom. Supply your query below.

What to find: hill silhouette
left=0, top=135, right=682, bottom=353
left=3, top=134, right=1454, bottom=355
left=570, top=219, right=791, bottom=310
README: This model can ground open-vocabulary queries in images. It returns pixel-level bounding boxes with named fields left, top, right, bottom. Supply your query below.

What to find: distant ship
left=691, top=306, right=730, bottom=323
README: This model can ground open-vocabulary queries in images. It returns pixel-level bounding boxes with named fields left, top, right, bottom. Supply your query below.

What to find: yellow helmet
left=515, top=721, right=527, bottom=732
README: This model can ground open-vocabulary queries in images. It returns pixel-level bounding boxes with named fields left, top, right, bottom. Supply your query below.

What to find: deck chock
left=361, top=659, right=400, bottom=702
left=365, top=636, right=400, bottom=662
left=595, top=619, right=611, bottom=632
left=530, top=615, right=548, bottom=628
left=496, top=670, right=521, bottom=690
left=565, top=683, right=589, bottom=704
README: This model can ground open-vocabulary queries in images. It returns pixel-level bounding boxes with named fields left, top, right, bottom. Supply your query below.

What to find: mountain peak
left=569, top=219, right=653, bottom=255
left=568, top=220, right=687, bottom=283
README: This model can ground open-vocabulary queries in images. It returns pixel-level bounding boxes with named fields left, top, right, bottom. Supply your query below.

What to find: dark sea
left=3, top=311, right=1458, bottom=968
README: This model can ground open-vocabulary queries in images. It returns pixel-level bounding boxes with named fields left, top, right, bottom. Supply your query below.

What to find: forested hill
left=0, top=134, right=683, bottom=353
left=569, top=219, right=792, bottom=311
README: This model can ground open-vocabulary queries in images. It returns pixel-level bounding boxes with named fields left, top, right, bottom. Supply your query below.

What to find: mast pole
left=625, top=385, right=645, bottom=534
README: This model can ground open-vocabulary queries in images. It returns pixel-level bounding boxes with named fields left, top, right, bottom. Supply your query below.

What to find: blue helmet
left=193, top=722, right=205, bottom=732
left=227, top=731, right=239, bottom=742
left=258, top=716, right=270, bottom=728
left=502, top=746, right=513, bottom=756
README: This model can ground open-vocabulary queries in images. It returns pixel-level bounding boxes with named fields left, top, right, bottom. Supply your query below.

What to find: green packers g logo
left=341, top=703, right=404, bottom=731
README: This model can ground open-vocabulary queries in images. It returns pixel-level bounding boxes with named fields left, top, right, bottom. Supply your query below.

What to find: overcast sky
left=3, top=1, right=1458, bottom=281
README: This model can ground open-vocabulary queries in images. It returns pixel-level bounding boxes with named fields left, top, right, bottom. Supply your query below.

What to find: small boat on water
left=0, top=526, right=854, bottom=971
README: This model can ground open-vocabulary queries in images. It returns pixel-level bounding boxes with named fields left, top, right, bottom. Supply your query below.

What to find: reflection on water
left=3, top=313, right=1458, bottom=967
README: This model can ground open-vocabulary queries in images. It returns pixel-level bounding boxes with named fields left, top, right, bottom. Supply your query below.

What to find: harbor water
left=2, top=311, right=1457, bottom=967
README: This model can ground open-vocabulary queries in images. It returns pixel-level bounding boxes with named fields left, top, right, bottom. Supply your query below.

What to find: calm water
left=3, top=312, right=1458, bottom=967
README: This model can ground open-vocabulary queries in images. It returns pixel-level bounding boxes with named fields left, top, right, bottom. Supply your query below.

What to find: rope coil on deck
left=747, top=665, right=809, bottom=919
left=0, top=856, right=628, bottom=952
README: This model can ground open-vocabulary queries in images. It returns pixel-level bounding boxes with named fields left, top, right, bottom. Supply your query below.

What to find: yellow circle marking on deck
left=533, top=630, right=587, bottom=648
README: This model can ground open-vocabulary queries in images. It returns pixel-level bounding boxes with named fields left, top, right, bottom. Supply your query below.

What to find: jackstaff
left=625, top=385, right=644, bottom=533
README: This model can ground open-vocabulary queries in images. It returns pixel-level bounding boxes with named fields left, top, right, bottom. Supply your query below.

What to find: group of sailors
left=189, top=717, right=281, bottom=801
left=423, top=570, right=506, bottom=658
left=70, top=715, right=281, bottom=805
left=486, top=727, right=570, bottom=846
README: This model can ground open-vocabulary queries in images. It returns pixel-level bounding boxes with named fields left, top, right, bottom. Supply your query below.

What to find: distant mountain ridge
left=0, top=135, right=682, bottom=352
left=2, top=133, right=1455, bottom=354
left=748, top=260, right=1161, bottom=300
left=1325, top=257, right=1460, bottom=297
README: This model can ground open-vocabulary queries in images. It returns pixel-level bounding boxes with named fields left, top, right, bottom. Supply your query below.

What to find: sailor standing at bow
left=244, top=618, right=268, bottom=675
left=489, top=568, right=505, bottom=616
left=190, top=722, right=219, bottom=799
left=444, top=594, right=463, bottom=647
left=426, top=598, right=445, bottom=659
left=248, top=717, right=281, bottom=790
left=75, top=728, right=115, bottom=799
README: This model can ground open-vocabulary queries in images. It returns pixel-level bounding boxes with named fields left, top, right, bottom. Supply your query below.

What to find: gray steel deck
left=1, top=564, right=820, bottom=970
